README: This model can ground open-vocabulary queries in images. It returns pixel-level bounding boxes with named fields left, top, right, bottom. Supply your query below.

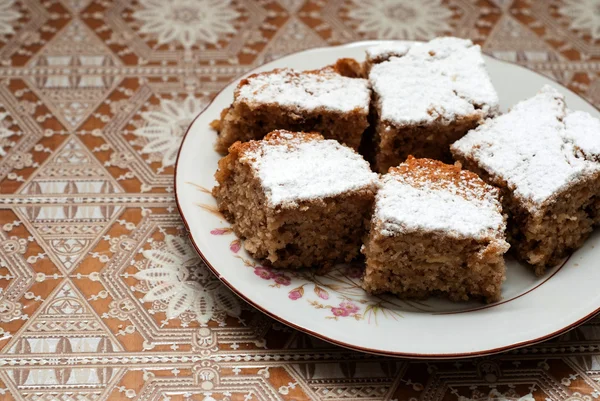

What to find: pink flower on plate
left=229, top=239, right=241, bottom=253
left=340, top=300, right=360, bottom=314
left=314, top=285, right=329, bottom=300
left=274, top=275, right=291, bottom=286
left=254, top=267, right=273, bottom=280
left=210, top=228, right=232, bottom=235
left=288, top=286, right=304, bottom=300
left=331, top=307, right=350, bottom=317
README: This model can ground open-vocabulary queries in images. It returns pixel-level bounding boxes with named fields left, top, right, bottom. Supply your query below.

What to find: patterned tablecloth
left=3, top=0, right=600, bottom=400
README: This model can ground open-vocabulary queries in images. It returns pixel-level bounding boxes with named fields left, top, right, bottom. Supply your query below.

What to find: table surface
left=1, top=0, right=600, bottom=400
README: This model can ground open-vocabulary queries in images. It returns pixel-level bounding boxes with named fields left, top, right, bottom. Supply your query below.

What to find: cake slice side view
left=213, top=130, right=379, bottom=269
left=362, top=156, right=509, bottom=303
left=367, top=37, right=499, bottom=173
left=451, top=85, right=600, bottom=274
left=212, top=66, right=371, bottom=154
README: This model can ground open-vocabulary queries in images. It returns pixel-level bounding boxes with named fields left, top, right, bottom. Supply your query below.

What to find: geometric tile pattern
left=1, top=1, right=600, bottom=400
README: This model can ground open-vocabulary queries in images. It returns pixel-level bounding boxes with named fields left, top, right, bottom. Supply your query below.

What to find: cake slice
left=362, top=156, right=509, bottom=303
left=367, top=37, right=499, bottom=173
left=213, top=66, right=371, bottom=154
left=451, top=85, right=600, bottom=274
left=213, top=130, right=379, bottom=269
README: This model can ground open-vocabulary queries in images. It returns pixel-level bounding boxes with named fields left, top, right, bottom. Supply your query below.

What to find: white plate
left=175, top=41, right=600, bottom=358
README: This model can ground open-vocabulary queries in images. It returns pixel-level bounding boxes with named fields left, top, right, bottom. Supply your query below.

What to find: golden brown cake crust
left=331, top=58, right=365, bottom=78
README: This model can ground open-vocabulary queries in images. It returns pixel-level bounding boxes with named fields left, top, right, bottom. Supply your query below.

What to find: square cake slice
left=213, top=66, right=371, bottom=154
left=367, top=37, right=499, bottom=173
left=451, top=85, right=600, bottom=274
left=213, top=130, right=379, bottom=269
left=362, top=157, right=509, bottom=303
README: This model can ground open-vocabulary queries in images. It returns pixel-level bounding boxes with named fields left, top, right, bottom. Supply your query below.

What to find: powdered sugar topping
left=563, top=110, right=600, bottom=160
left=236, top=68, right=370, bottom=114
left=366, top=41, right=411, bottom=60
left=452, top=85, right=600, bottom=211
left=241, top=132, right=379, bottom=207
left=369, top=37, right=499, bottom=126
left=375, top=164, right=505, bottom=239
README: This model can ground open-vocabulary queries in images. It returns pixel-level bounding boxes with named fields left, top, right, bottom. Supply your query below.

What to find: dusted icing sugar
left=366, top=41, right=411, bottom=60
left=368, top=37, right=499, bottom=126
left=236, top=68, right=370, bottom=114
left=375, top=160, right=505, bottom=239
left=452, top=85, right=600, bottom=211
left=563, top=110, right=600, bottom=160
left=241, top=131, right=379, bottom=207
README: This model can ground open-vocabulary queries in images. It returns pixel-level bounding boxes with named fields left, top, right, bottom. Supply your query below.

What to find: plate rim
left=174, top=40, right=600, bottom=359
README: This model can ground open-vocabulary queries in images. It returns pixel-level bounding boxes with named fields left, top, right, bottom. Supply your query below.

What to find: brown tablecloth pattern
left=1, top=0, right=600, bottom=400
